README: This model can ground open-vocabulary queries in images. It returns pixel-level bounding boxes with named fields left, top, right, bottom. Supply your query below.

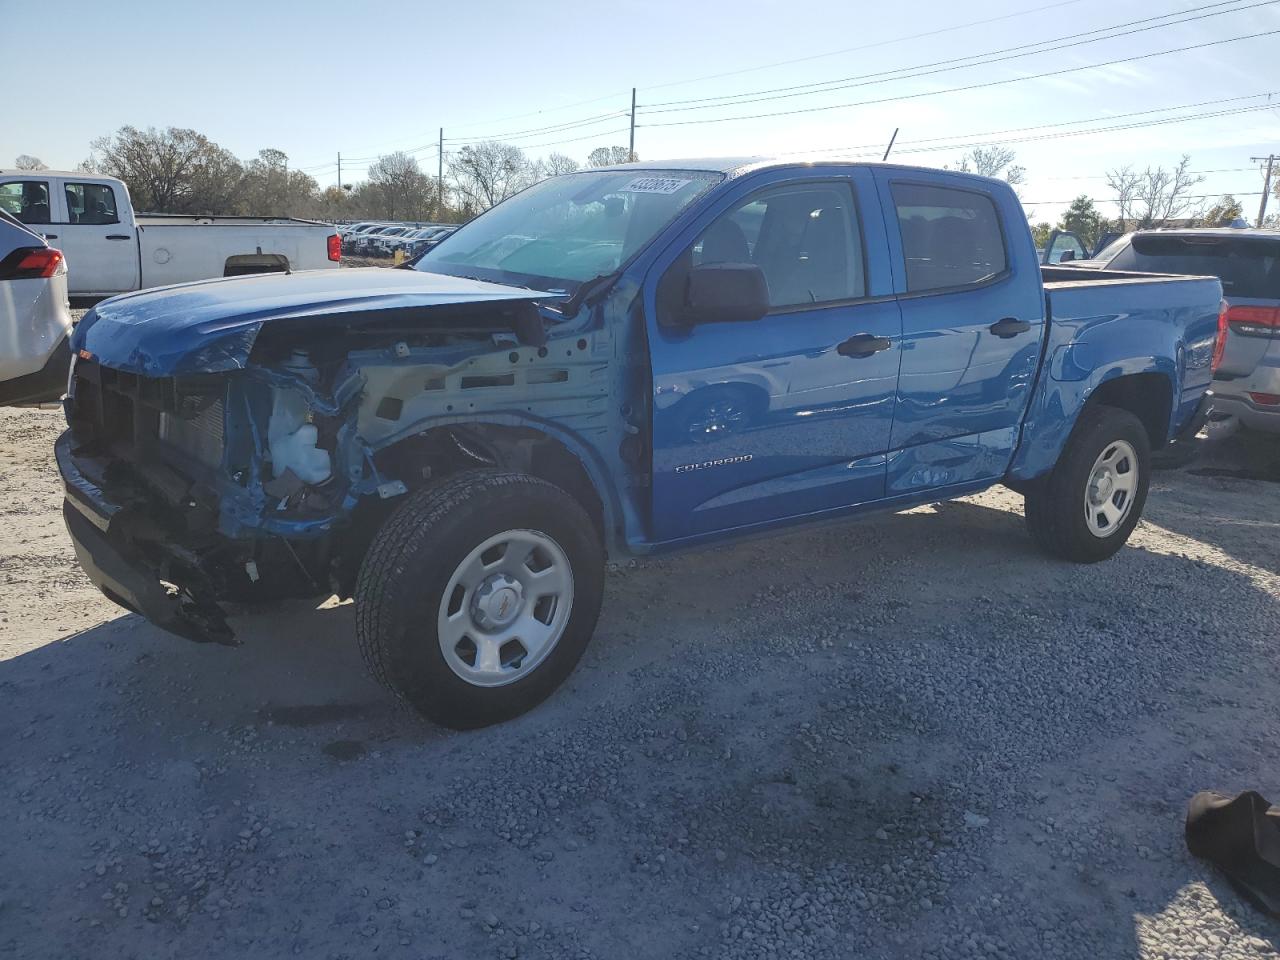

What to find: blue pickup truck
left=58, top=159, right=1220, bottom=728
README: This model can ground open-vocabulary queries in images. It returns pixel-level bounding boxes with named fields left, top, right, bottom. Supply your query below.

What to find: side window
left=890, top=182, right=1007, bottom=293
left=0, top=180, right=52, bottom=225
left=1048, top=232, right=1086, bottom=264
left=65, top=182, right=120, bottom=225
left=691, top=182, right=865, bottom=308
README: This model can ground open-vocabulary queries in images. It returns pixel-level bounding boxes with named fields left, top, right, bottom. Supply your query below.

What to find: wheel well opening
left=333, top=424, right=605, bottom=598
left=1088, top=373, right=1172, bottom=449
left=224, top=253, right=289, bottom=277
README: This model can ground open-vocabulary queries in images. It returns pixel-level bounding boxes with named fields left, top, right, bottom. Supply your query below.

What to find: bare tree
left=236, top=149, right=318, bottom=217
left=365, top=151, right=437, bottom=220
left=1135, top=155, right=1204, bottom=226
left=1106, top=155, right=1205, bottom=229
left=955, top=146, right=1025, bottom=195
left=957, top=146, right=1015, bottom=178
left=450, top=142, right=537, bottom=212
left=586, top=146, right=635, bottom=167
left=543, top=153, right=580, bottom=177
left=92, top=126, right=247, bottom=213
left=1105, top=166, right=1142, bottom=232
left=14, top=155, right=47, bottom=171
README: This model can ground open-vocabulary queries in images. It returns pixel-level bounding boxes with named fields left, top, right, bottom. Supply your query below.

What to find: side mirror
left=1058, top=249, right=1076, bottom=263
left=683, top=262, right=769, bottom=324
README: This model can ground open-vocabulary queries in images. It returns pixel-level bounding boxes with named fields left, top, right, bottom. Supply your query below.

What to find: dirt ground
left=2, top=404, right=1279, bottom=960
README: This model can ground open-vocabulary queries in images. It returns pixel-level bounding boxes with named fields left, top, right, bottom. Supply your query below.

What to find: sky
left=3, top=0, right=1278, bottom=223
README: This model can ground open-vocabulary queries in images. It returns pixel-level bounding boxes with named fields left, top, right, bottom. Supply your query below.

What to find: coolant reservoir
left=268, top=352, right=332, bottom=485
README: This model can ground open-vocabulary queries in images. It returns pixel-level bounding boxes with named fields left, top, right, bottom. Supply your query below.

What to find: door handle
left=43, top=234, right=58, bottom=240
left=837, top=333, right=892, bottom=358
left=105, top=234, right=131, bottom=241
left=989, top=317, right=1031, bottom=338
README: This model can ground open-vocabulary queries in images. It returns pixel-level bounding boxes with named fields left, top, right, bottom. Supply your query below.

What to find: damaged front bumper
left=57, top=430, right=236, bottom=644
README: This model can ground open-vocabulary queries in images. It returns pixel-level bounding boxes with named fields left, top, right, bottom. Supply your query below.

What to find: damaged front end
left=58, top=269, right=573, bottom=643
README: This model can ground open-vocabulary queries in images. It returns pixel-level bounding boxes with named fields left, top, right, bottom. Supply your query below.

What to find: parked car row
left=338, top=221, right=457, bottom=258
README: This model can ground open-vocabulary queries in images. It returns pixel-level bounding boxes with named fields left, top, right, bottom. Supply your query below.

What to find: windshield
left=416, top=169, right=723, bottom=290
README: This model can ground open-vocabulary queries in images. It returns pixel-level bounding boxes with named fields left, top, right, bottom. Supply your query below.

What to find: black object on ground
left=1186, top=790, right=1280, bottom=916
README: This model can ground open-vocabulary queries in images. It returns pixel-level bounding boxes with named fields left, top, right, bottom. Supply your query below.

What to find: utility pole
left=437, top=127, right=444, bottom=220
left=337, top=152, right=342, bottom=192
left=1253, top=154, right=1276, bottom=227
left=629, top=88, right=636, bottom=162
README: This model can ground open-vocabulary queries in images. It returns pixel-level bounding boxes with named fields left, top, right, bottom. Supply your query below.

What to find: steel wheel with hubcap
left=1024, top=405, right=1152, bottom=563
left=438, top=529, right=574, bottom=688
left=355, top=471, right=604, bottom=729
left=1084, top=440, right=1139, bottom=537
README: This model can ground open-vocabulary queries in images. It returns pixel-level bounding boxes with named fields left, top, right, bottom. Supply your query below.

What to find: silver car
left=0, top=209, right=73, bottom=405
left=1093, top=228, right=1280, bottom=433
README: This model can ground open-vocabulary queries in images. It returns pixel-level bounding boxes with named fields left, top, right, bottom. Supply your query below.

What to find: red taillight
left=327, top=234, right=341, bottom=262
left=1211, top=299, right=1229, bottom=373
left=1, top=246, right=64, bottom=280
left=1224, top=303, right=1280, bottom=338
left=1249, top=392, right=1280, bottom=407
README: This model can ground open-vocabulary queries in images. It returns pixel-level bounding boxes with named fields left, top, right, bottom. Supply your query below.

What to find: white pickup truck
left=0, top=171, right=340, bottom=298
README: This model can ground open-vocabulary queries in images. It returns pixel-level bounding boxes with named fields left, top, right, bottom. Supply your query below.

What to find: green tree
left=1200, top=195, right=1243, bottom=226
left=1030, top=222, right=1053, bottom=249
left=1057, top=195, right=1104, bottom=250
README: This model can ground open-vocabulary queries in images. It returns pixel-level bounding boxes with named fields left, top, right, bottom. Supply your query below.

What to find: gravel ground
left=1, top=403, right=1278, bottom=960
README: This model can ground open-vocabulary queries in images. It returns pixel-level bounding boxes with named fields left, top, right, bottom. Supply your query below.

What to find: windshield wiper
left=556, top=272, right=618, bottom=317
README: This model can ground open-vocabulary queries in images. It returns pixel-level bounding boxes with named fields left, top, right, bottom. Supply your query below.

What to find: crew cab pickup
left=56, top=159, right=1220, bottom=728
left=0, top=171, right=340, bottom=298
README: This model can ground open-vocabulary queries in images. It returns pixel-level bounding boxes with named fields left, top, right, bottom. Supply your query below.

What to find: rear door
left=873, top=171, right=1045, bottom=495
left=646, top=167, right=902, bottom=541
left=53, top=178, right=139, bottom=295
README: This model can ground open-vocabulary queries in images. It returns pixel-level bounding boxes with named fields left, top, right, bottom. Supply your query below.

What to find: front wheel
left=1023, top=405, right=1151, bottom=563
left=355, top=471, right=604, bottom=728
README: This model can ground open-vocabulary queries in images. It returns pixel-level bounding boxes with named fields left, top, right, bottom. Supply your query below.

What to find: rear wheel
left=1024, top=405, right=1151, bottom=563
left=355, top=471, right=604, bottom=728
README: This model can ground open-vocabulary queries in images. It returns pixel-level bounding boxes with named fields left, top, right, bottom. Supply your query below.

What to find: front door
left=55, top=178, right=139, bottom=295
left=647, top=170, right=902, bottom=542
left=873, top=173, right=1045, bottom=495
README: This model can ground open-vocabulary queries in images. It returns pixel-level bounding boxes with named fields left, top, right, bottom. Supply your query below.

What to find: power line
left=443, top=110, right=630, bottom=145
left=639, top=0, right=1277, bottom=114
left=296, top=0, right=1095, bottom=163
left=777, top=91, right=1278, bottom=157
left=639, top=0, right=1091, bottom=94
left=637, top=27, right=1280, bottom=127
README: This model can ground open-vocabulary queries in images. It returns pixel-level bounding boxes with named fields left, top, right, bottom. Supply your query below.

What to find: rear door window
left=890, top=182, right=1007, bottom=293
left=1107, top=235, right=1279, bottom=299
left=0, top=180, right=52, bottom=225
left=64, top=182, right=120, bottom=225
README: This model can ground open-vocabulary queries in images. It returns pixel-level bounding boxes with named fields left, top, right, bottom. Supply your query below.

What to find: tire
left=1023, top=405, right=1151, bottom=563
left=355, top=470, right=604, bottom=729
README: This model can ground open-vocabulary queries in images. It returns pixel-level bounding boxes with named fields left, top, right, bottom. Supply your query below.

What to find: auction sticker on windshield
left=621, top=177, right=692, bottom=195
